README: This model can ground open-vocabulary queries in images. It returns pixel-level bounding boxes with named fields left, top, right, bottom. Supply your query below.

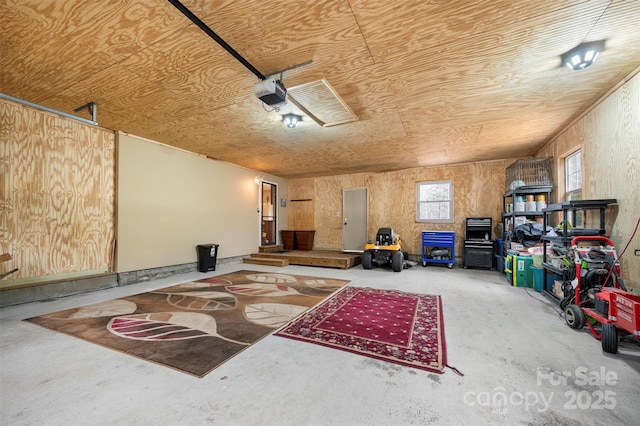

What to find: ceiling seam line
left=345, top=0, right=377, bottom=65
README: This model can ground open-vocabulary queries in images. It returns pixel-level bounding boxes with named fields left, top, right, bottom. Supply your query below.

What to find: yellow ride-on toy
left=362, top=227, right=406, bottom=272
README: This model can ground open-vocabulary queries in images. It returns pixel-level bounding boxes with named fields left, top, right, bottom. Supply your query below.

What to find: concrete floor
left=1, top=262, right=639, bottom=426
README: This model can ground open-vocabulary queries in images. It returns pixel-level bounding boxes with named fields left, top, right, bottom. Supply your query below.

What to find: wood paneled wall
left=288, top=200, right=314, bottom=230
left=287, top=178, right=314, bottom=231
left=0, top=99, right=115, bottom=285
left=290, top=161, right=507, bottom=258
left=538, top=71, right=640, bottom=290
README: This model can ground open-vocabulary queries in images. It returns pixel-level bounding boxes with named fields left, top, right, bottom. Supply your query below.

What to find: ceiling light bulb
left=282, top=113, right=301, bottom=128
left=561, top=40, right=605, bottom=71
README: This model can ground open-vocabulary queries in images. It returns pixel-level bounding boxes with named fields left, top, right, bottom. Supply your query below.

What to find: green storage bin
left=513, top=255, right=533, bottom=288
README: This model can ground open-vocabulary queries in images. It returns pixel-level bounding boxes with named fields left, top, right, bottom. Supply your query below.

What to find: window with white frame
left=565, top=149, right=583, bottom=226
left=416, top=180, right=453, bottom=222
left=566, top=150, right=582, bottom=198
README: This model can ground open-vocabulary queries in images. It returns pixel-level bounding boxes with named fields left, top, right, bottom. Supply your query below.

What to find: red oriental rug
left=25, top=270, right=349, bottom=378
left=275, top=286, right=454, bottom=374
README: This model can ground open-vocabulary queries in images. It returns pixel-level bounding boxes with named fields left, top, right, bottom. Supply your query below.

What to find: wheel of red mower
left=362, top=251, right=373, bottom=269
left=391, top=251, right=403, bottom=272
left=601, top=323, right=618, bottom=354
left=564, top=304, right=585, bottom=329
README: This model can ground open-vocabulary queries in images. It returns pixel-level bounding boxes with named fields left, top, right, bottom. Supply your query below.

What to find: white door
left=343, top=188, right=367, bottom=252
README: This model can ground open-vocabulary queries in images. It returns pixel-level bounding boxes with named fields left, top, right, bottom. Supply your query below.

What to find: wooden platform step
left=247, top=250, right=360, bottom=270
left=258, top=245, right=284, bottom=253
left=243, top=257, right=289, bottom=267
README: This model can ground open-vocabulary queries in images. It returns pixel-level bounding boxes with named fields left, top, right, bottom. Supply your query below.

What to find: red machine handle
left=570, top=235, right=614, bottom=247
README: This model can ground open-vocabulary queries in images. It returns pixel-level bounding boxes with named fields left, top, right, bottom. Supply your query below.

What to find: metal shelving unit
left=502, top=185, right=552, bottom=241
left=541, top=199, right=617, bottom=302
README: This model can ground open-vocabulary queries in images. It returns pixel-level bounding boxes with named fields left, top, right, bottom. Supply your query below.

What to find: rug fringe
left=445, top=364, right=464, bottom=376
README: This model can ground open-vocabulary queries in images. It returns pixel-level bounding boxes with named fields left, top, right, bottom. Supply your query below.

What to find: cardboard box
left=553, top=280, right=565, bottom=299
left=549, top=255, right=565, bottom=268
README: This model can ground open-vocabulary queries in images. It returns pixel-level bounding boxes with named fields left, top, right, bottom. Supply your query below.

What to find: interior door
left=343, top=188, right=367, bottom=252
left=261, top=182, right=277, bottom=246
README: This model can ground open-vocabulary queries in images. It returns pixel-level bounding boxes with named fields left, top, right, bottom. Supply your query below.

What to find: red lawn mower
left=562, top=236, right=640, bottom=353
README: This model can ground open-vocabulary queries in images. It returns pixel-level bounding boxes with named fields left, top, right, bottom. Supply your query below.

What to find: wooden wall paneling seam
left=112, top=131, right=120, bottom=273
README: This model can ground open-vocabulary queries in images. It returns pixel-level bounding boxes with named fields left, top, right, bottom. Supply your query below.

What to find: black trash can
left=197, top=244, right=219, bottom=272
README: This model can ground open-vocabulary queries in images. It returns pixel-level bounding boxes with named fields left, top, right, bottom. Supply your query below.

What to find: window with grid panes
left=416, top=181, right=453, bottom=222
left=565, top=150, right=583, bottom=226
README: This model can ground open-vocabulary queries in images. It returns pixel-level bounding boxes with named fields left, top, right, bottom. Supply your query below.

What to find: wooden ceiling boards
left=2, top=0, right=639, bottom=178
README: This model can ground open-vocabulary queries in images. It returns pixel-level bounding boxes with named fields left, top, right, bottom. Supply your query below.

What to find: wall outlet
left=635, top=249, right=640, bottom=256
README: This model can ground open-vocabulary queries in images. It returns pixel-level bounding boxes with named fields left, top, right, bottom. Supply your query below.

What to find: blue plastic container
left=531, top=266, right=544, bottom=292
left=495, top=254, right=505, bottom=273
left=531, top=266, right=564, bottom=292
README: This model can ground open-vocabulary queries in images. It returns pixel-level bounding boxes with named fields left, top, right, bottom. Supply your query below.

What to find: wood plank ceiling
left=2, top=0, right=639, bottom=178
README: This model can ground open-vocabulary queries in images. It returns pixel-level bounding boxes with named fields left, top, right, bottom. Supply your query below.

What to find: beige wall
left=537, top=70, right=640, bottom=290
left=116, top=132, right=288, bottom=272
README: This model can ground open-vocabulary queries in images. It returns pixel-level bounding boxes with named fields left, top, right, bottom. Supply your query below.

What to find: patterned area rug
left=275, top=286, right=449, bottom=373
left=25, top=270, right=349, bottom=377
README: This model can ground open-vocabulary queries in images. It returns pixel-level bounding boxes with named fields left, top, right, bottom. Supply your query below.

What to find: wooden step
left=243, top=257, right=289, bottom=267
left=258, top=245, right=284, bottom=253
left=248, top=250, right=360, bottom=270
